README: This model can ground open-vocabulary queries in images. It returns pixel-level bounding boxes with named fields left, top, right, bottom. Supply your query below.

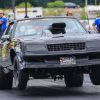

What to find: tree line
left=0, top=0, right=100, bottom=9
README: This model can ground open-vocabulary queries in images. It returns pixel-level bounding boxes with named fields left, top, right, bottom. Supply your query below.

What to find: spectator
left=66, top=11, right=73, bottom=16
left=0, top=10, right=7, bottom=39
left=92, top=16, right=100, bottom=33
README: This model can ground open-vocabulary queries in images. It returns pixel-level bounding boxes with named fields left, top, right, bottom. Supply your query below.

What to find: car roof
left=65, top=2, right=75, bottom=4
left=14, top=16, right=77, bottom=22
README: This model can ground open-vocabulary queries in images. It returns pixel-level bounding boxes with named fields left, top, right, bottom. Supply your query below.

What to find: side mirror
left=1, top=35, right=10, bottom=41
left=88, top=30, right=96, bottom=34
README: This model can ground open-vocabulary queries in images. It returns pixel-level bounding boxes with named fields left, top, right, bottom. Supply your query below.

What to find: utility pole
left=95, top=0, right=97, bottom=5
left=12, top=0, right=15, bottom=20
left=24, top=0, right=29, bottom=18
left=85, top=0, right=88, bottom=6
left=90, top=0, right=91, bottom=5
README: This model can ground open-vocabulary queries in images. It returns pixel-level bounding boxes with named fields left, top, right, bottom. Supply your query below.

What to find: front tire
left=89, top=66, right=100, bottom=85
left=64, top=74, right=83, bottom=87
left=14, top=56, right=28, bottom=90
left=0, top=67, right=13, bottom=89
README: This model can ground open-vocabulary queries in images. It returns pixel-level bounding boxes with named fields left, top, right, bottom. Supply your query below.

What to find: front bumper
left=19, top=49, right=100, bottom=69
left=22, top=58, right=100, bottom=69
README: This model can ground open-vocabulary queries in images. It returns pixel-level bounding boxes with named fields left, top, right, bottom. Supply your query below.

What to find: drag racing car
left=0, top=16, right=100, bottom=90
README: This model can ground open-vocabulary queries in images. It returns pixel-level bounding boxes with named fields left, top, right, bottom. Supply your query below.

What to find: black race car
left=0, top=16, right=99, bottom=90
left=64, top=2, right=80, bottom=9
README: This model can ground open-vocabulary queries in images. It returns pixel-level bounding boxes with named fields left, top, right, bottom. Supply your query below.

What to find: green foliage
left=16, top=2, right=33, bottom=8
left=47, top=0, right=65, bottom=8
left=47, top=3, right=54, bottom=8
left=54, top=0, right=65, bottom=7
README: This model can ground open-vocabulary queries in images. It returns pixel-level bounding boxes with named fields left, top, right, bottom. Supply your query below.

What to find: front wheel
left=89, top=66, right=100, bottom=85
left=14, top=56, right=28, bottom=90
left=64, top=74, right=84, bottom=87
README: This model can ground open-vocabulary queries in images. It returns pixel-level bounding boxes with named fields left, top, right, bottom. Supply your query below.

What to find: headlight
left=87, top=41, right=100, bottom=48
left=26, top=44, right=46, bottom=51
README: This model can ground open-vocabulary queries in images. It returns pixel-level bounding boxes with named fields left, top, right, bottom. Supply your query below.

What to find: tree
left=54, top=0, right=65, bottom=7
left=47, top=0, right=65, bottom=8
left=26, top=0, right=49, bottom=7
left=16, top=2, right=33, bottom=8
left=47, top=3, right=54, bottom=8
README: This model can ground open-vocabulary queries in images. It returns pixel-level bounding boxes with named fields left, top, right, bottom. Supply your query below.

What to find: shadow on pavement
left=12, top=85, right=100, bottom=97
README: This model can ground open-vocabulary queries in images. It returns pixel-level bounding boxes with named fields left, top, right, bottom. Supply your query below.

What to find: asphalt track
left=0, top=74, right=100, bottom=100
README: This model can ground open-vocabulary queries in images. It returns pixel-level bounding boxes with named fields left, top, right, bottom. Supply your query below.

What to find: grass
left=43, top=7, right=86, bottom=20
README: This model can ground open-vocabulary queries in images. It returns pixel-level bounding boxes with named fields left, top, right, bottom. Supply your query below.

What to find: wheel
left=14, top=56, right=28, bottom=90
left=89, top=66, right=100, bottom=85
left=64, top=74, right=84, bottom=87
left=0, top=67, right=13, bottom=89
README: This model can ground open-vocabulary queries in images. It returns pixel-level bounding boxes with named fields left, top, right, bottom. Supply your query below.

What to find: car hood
left=13, top=34, right=100, bottom=44
left=17, top=33, right=100, bottom=44
left=43, top=34, right=100, bottom=44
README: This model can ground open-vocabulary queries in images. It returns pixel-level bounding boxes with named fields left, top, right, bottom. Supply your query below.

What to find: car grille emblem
left=71, top=48, right=73, bottom=50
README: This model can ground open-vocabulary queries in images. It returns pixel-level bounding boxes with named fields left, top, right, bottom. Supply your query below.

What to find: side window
left=9, top=25, right=13, bottom=38
left=5, top=23, right=14, bottom=38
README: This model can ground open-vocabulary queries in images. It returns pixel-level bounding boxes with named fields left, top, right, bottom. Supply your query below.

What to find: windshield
left=15, top=18, right=87, bottom=37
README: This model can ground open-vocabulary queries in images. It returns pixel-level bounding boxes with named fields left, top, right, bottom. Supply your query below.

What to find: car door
left=0, top=22, right=14, bottom=67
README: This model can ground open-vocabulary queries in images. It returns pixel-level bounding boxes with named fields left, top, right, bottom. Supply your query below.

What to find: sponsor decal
left=2, top=44, right=6, bottom=58
left=42, top=19, right=53, bottom=20
left=60, top=57, right=76, bottom=65
left=17, top=10, right=31, bottom=13
left=3, top=68, right=10, bottom=74
left=19, top=61, right=26, bottom=70
left=18, top=20, right=31, bottom=24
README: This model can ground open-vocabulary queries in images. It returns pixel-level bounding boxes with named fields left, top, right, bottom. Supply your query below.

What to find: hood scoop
left=52, top=36, right=64, bottom=38
left=48, top=23, right=66, bottom=34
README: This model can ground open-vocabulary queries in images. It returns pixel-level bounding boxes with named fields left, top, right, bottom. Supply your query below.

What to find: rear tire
left=0, top=67, right=13, bottom=89
left=14, top=56, right=28, bottom=90
left=89, top=66, right=100, bottom=85
left=64, top=74, right=83, bottom=87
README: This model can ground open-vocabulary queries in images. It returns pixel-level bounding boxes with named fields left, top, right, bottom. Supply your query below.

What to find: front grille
left=47, top=43, right=85, bottom=51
